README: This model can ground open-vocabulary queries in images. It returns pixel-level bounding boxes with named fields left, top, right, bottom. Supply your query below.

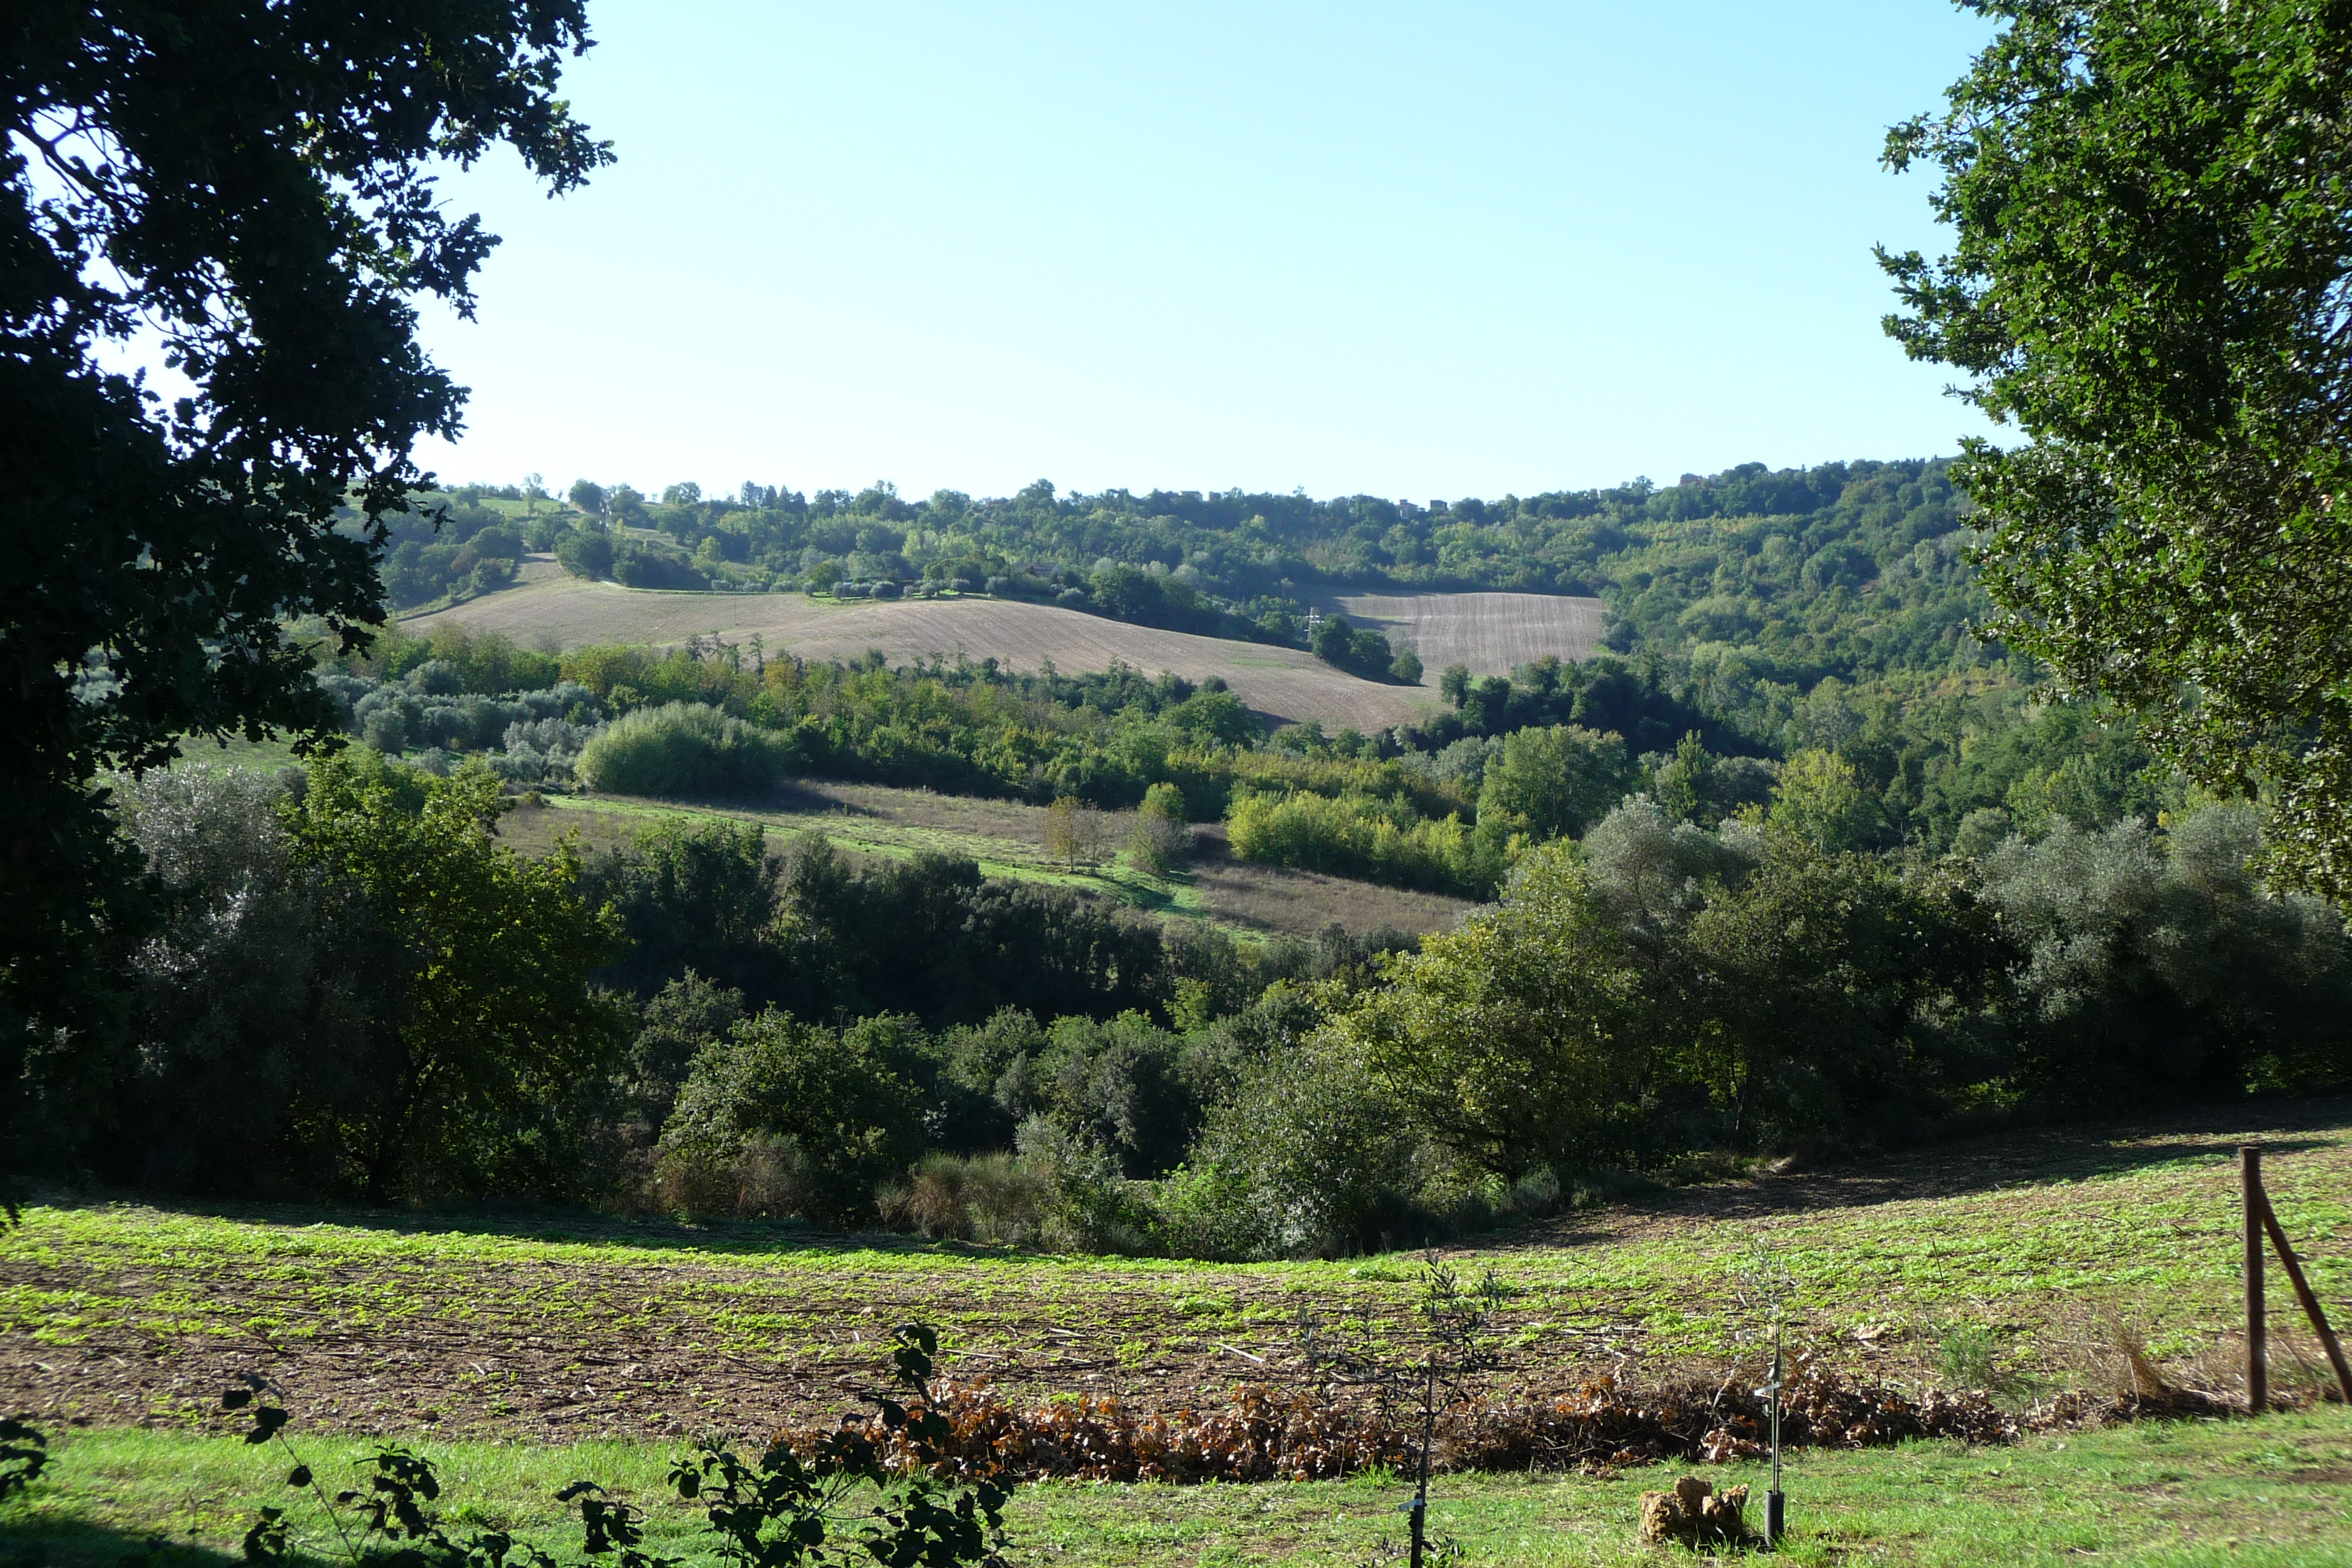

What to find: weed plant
left=209, top=1325, right=1006, bottom=1568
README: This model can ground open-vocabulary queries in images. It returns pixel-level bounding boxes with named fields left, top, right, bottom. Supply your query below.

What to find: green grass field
left=7, top=1401, right=2351, bottom=1565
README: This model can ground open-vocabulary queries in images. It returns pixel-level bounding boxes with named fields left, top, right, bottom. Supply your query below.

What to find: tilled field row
left=2, top=1248, right=1565, bottom=1439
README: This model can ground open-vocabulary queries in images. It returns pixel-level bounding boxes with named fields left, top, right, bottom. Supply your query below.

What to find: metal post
left=1407, top=1361, right=1434, bottom=1568
left=1763, top=1320, right=1785, bottom=1548
left=2245, top=1144, right=2267, bottom=1415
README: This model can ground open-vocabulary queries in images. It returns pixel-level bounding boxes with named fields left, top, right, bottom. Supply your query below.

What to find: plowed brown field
left=1333, top=590, right=1606, bottom=677
left=407, top=570, right=1440, bottom=731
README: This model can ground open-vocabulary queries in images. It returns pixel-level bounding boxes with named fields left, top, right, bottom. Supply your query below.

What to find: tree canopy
left=1881, top=0, right=2352, bottom=897
left=1, top=3, right=610, bottom=1173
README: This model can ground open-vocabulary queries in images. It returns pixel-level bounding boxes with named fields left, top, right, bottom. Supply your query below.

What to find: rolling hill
left=406, top=565, right=1606, bottom=730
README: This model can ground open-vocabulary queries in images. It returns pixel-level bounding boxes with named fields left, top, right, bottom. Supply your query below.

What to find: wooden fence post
left=2245, top=1144, right=2267, bottom=1415
left=2256, top=1189, right=2352, bottom=1405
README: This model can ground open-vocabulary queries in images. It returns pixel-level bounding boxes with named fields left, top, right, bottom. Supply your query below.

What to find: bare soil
left=6, top=1236, right=1306, bottom=1441
left=1332, top=590, right=1606, bottom=679
left=407, top=579, right=1440, bottom=731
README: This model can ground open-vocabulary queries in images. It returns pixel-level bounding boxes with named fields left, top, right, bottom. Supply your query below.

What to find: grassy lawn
left=7, top=1408, right=2352, bottom=1565
left=5, top=1105, right=2351, bottom=1439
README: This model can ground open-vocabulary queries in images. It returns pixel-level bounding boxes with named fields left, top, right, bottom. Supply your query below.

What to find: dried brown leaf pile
left=777, top=1354, right=2231, bottom=1485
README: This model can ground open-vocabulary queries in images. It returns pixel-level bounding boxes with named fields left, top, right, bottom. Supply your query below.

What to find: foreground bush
left=1156, top=1034, right=1419, bottom=1259
left=879, top=1152, right=1057, bottom=1242
left=214, top=1325, right=1007, bottom=1567
left=575, top=700, right=794, bottom=797
left=1338, top=844, right=1647, bottom=1179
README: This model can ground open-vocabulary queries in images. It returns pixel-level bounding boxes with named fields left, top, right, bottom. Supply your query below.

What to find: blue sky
left=412, top=1, right=1999, bottom=502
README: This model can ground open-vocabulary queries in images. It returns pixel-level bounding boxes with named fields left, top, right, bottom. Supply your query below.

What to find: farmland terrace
left=6, top=1099, right=2346, bottom=1443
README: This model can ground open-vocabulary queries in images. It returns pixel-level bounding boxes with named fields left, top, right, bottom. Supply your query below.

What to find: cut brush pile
left=783, top=1355, right=2236, bottom=1487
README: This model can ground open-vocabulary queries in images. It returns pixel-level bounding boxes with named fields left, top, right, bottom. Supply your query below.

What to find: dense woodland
left=28, top=456, right=2344, bottom=1253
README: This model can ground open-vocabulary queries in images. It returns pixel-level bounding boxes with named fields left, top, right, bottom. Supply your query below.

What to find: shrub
left=1157, top=1034, right=1419, bottom=1259
left=120, top=754, right=634, bottom=1205
left=574, top=701, right=794, bottom=797
left=626, top=970, right=746, bottom=1128
left=360, top=705, right=407, bottom=752
left=1475, top=724, right=1632, bottom=844
left=1310, top=612, right=1400, bottom=679
left=654, top=1130, right=814, bottom=1218
left=1015, top=1116, right=1155, bottom=1253
left=611, top=542, right=707, bottom=591
left=1683, top=833, right=2007, bottom=1148
left=108, top=765, right=364, bottom=1193
left=1043, top=795, right=1111, bottom=870
left=582, top=820, right=779, bottom=995
left=993, top=1012, right=1209, bottom=1177
left=554, top=525, right=613, bottom=580
left=659, top=1008, right=925, bottom=1226
left=879, top=1151, right=1055, bottom=1242
left=763, top=841, right=1174, bottom=1028
left=1336, top=842, right=1647, bottom=1179
left=1226, top=788, right=1497, bottom=897
left=1581, top=793, right=1757, bottom=924
left=1979, top=806, right=2352, bottom=1101
left=405, top=658, right=465, bottom=697
left=1127, top=781, right=1192, bottom=879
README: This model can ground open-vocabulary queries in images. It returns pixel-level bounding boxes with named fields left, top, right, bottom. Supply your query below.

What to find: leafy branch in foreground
left=220, top=1324, right=1004, bottom=1568
left=671, top=1324, right=1007, bottom=1568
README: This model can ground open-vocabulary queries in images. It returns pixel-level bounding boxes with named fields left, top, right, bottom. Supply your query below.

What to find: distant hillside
left=405, top=458, right=1975, bottom=703
left=411, top=570, right=1608, bottom=730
